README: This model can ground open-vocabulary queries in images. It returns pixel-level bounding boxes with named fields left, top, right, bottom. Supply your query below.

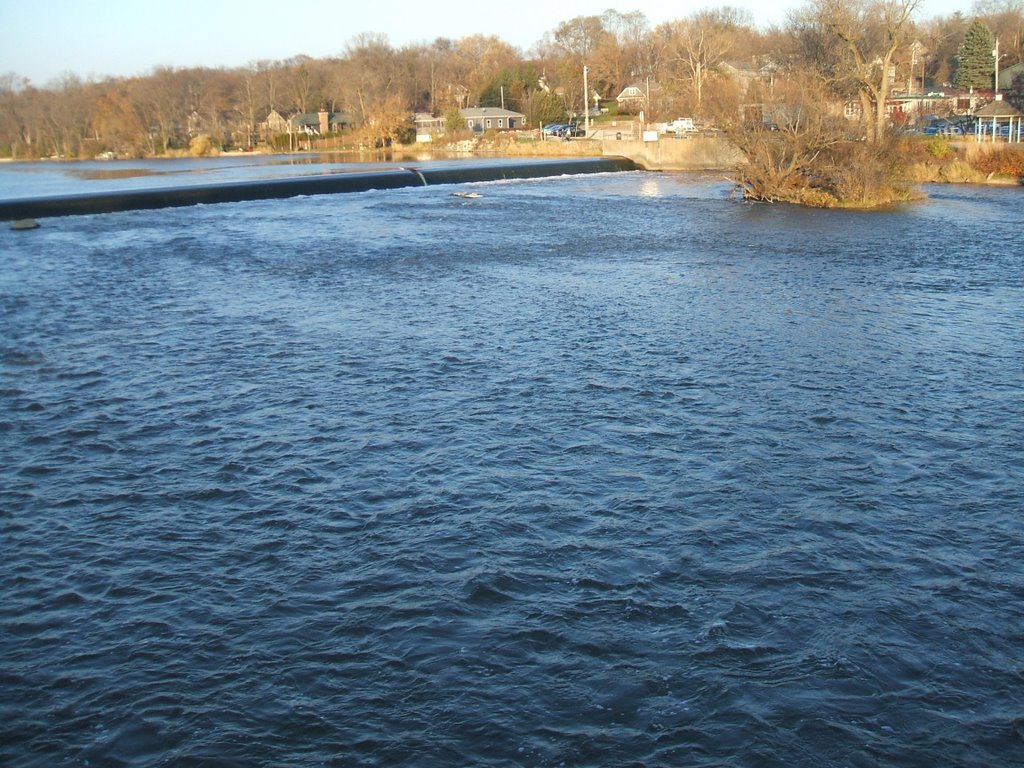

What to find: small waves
left=2, top=173, right=1023, bottom=767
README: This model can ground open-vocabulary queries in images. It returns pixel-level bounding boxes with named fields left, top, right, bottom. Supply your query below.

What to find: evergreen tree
left=954, top=21, right=995, bottom=90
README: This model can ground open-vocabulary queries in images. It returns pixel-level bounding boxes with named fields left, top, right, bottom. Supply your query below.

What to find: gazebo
left=974, top=96, right=1023, bottom=143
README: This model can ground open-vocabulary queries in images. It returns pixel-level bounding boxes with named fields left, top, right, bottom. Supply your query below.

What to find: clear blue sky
left=0, top=0, right=972, bottom=86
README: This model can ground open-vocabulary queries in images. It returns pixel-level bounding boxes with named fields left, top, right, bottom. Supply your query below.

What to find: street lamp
left=993, top=39, right=1006, bottom=96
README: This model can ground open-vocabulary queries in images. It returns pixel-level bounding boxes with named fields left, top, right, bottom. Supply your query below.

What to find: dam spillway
left=0, top=157, right=637, bottom=221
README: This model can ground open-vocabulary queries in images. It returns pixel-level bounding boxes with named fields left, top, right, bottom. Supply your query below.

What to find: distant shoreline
left=2, top=140, right=1021, bottom=187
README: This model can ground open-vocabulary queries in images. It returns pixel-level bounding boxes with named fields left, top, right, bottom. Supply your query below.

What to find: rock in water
left=10, top=219, right=40, bottom=231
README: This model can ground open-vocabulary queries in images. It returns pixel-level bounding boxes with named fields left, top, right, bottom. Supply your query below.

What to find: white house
left=414, top=112, right=446, bottom=142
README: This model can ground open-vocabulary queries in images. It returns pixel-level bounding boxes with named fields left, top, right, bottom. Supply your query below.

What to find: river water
left=2, top=163, right=1023, bottom=767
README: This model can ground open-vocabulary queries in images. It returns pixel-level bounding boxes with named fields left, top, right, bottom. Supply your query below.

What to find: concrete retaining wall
left=601, top=137, right=743, bottom=171
left=477, top=135, right=743, bottom=171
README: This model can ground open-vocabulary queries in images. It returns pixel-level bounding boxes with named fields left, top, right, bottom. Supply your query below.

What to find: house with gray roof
left=460, top=107, right=526, bottom=132
left=997, top=62, right=1024, bottom=92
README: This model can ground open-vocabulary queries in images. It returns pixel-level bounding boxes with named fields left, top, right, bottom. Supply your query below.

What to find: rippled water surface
left=0, top=155, right=510, bottom=199
left=2, top=170, right=1023, bottom=767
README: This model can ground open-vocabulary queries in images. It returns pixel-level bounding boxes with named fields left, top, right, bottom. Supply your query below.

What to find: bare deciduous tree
left=339, top=33, right=399, bottom=128
left=452, top=35, right=521, bottom=106
left=551, top=15, right=608, bottom=63
left=798, top=0, right=921, bottom=143
left=656, top=8, right=752, bottom=116
left=714, top=71, right=847, bottom=201
left=588, top=10, right=653, bottom=102
left=0, top=73, right=32, bottom=157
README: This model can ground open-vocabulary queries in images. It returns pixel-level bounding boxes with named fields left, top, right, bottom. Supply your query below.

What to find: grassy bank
left=728, top=132, right=1023, bottom=208
left=903, top=138, right=1024, bottom=185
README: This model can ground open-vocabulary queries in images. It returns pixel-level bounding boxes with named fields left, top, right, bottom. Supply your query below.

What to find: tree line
left=1, top=1, right=1022, bottom=160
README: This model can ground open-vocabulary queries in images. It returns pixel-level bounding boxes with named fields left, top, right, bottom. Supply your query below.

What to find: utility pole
left=583, top=65, right=590, bottom=137
left=993, top=39, right=1001, bottom=95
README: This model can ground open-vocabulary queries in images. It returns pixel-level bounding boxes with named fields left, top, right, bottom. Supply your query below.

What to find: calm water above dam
left=2, top=166, right=1023, bottom=767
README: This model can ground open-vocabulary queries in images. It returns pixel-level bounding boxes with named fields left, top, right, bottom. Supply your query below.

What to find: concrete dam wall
left=1, top=157, right=637, bottom=221
left=601, top=137, right=744, bottom=171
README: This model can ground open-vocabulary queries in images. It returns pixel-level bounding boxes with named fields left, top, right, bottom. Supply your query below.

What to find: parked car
left=923, top=120, right=963, bottom=136
left=542, top=123, right=569, bottom=136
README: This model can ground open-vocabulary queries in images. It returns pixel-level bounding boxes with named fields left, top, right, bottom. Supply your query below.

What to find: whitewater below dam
left=2, top=161, right=1023, bottom=766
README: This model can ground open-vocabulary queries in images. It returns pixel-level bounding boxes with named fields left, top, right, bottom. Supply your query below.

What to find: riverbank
left=424, top=131, right=1024, bottom=182
left=903, top=138, right=1024, bottom=185
left=8, top=133, right=1021, bottom=183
